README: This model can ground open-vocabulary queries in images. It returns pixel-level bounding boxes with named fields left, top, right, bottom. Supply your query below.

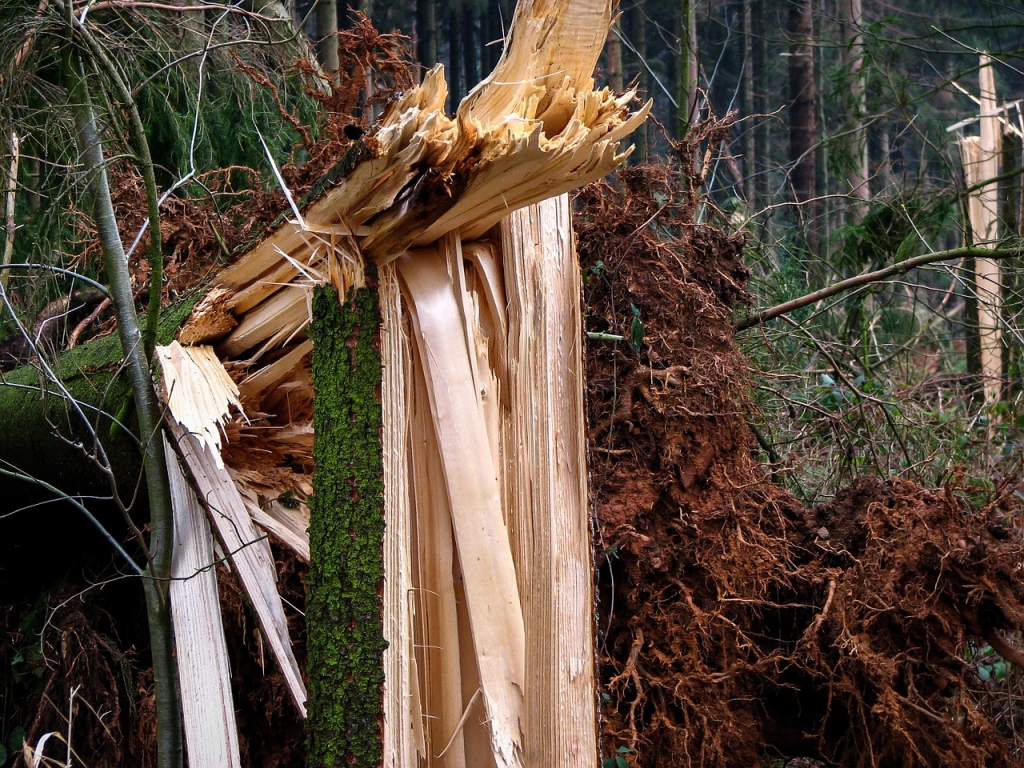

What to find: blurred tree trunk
left=417, top=0, right=437, bottom=67
left=840, top=0, right=868, bottom=214
left=317, top=0, right=340, bottom=80
left=752, top=0, right=768, bottom=211
left=448, top=4, right=462, bottom=110
left=677, top=0, right=697, bottom=137
left=741, top=0, right=755, bottom=206
left=1000, top=132, right=1020, bottom=401
left=631, top=0, right=648, bottom=162
left=606, top=28, right=623, bottom=93
left=461, top=0, right=479, bottom=92
left=788, top=0, right=816, bottom=246
left=483, top=0, right=502, bottom=71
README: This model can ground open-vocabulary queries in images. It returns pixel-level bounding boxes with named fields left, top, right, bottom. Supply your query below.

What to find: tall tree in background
left=788, top=0, right=816, bottom=240
left=677, top=0, right=697, bottom=137
left=317, top=0, right=340, bottom=78
left=741, top=0, right=755, bottom=206
left=840, top=0, right=868, bottom=212
left=461, top=0, right=479, bottom=96
left=447, top=2, right=463, bottom=109
left=630, top=0, right=648, bottom=161
left=417, top=0, right=438, bottom=67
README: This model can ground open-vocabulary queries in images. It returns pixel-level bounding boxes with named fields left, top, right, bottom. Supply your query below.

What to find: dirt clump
left=577, top=149, right=1024, bottom=767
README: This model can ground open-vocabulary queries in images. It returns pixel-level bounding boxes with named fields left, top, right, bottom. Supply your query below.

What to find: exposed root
left=577, top=152, right=1024, bottom=768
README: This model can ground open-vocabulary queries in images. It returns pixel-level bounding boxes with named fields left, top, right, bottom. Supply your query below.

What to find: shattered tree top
left=194, top=0, right=648, bottom=363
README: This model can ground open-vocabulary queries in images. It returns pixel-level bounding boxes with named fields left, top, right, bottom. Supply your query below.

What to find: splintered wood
left=958, top=55, right=1003, bottom=407
left=165, top=435, right=242, bottom=768
left=154, top=0, right=645, bottom=764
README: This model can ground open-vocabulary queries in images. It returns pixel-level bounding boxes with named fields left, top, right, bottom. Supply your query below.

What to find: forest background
left=7, top=0, right=1023, bottom=502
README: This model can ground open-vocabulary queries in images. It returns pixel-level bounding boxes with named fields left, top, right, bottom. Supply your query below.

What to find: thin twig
left=1, top=132, right=18, bottom=292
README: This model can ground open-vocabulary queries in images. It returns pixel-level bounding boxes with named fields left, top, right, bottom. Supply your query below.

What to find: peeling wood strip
left=237, top=339, right=314, bottom=402
left=218, top=287, right=310, bottom=358
left=246, top=499, right=311, bottom=562
left=380, top=264, right=425, bottom=766
left=165, top=433, right=242, bottom=768
left=169, top=421, right=308, bottom=717
left=501, top=196, right=597, bottom=767
left=397, top=246, right=525, bottom=768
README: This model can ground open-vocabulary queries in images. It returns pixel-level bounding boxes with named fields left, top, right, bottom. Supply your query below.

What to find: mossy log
left=0, top=297, right=198, bottom=501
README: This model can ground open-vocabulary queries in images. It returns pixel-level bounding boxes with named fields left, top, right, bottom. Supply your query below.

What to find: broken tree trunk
left=151, top=0, right=647, bottom=762
left=958, top=55, right=1003, bottom=407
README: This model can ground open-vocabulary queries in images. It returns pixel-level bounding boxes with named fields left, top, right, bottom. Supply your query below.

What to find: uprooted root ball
left=577, top=159, right=1024, bottom=768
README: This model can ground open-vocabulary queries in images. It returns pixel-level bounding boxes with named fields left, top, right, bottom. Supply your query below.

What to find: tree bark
left=788, top=0, right=816, bottom=245
left=305, top=283, right=386, bottom=768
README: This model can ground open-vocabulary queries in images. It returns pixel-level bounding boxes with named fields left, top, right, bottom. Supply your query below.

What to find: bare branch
left=736, top=246, right=1022, bottom=332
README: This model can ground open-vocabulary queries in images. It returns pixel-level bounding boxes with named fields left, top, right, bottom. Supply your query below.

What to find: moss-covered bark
left=306, top=282, right=386, bottom=768
left=0, top=296, right=198, bottom=500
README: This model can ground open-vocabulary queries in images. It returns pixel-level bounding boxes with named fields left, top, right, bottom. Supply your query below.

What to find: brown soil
left=577, top=153, right=1024, bottom=767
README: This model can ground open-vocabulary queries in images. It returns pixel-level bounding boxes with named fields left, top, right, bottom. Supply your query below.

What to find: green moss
left=306, top=282, right=386, bottom=768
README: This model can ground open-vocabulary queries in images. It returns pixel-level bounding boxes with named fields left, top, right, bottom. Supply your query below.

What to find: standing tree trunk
left=1001, top=131, right=1021, bottom=402
left=316, top=0, right=340, bottom=80
left=631, top=0, right=648, bottom=161
left=677, top=0, right=697, bottom=137
left=753, top=0, right=769, bottom=209
left=417, top=0, right=437, bottom=68
left=461, top=0, right=479, bottom=97
left=447, top=4, right=462, bottom=110
left=788, top=0, right=816, bottom=246
left=606, top=28, right=623, bottom=93
left=840, top=0, right=868, bottom=213
left=741, top=0, right=755, bottom=207
left=959, top=56, right=1003, bottom=407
